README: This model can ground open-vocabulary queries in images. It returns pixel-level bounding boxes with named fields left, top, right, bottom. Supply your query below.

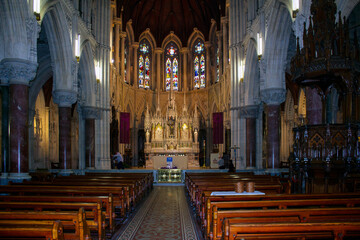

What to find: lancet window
left=194, top=40, right=205, bottom=88
left=216, top=47, right=220, bottom=82
left=124, top=37, right=129, bottom=83
left=165, top=42, right=179, bottom=91
left=138, top=39, right=151, bottom=88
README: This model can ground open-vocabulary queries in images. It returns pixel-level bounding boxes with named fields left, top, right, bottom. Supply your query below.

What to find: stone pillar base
left=58, top=169, right=74, bottom=176
left=8, top=172, right=31, bottom=182
left=97, top=158, right=111, bottom=170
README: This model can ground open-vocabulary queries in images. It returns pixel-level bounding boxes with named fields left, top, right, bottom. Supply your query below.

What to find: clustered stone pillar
left=53, top=91, right=77, bottom=174
left=83, top=107, right=98, bottom=168
left=120, top=32, right=126, bottom=82
left=114, top=19, right=120, bottom=70
left=181, top=48, right=189, bottom=91
left=0, top=59, right=37, bottom=180
left=1, top=85, right=9, bottom=177
left=205, top=42, right=212, bottom=85
left=261, top=88, right=286, bottom=169
left=222, top=17, right=229, bottom=70
left=133, top=43, right=139, bottom=86
left=216, top=31, right=222, bottom=75
left=155, top=48, right=162, bottom=91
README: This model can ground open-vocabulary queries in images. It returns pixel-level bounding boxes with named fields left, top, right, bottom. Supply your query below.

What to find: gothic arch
left=264, top=2, right=292, bottom=89
left=161, top=33, right=182, bottom=49
left=244, top=39, right=260, bottom=106
left=42, top=3, right=74, bottom=90
left=78, top=41, right=96, bottom=107
left=337, top=0, right=360, bottom=18
left=126, top=20, right=135, bottom=44
left=139, top=29, right=157, bottom=50
left=187, top=29, right=205, bottom=48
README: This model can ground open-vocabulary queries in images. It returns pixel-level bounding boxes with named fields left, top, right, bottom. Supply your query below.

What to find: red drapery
left=120, top=112, right=130, bottom=144
left=213, top=112, right=223, bottom=144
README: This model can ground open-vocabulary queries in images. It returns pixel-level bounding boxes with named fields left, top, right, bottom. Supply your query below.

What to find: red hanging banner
left=213, top=112, right=223, bottom=144
left=120, top=112, right=130, bottom=144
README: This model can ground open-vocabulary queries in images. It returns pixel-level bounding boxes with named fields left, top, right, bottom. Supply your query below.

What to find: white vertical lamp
left=257, top=33, right=263, bottom=60
left=95, top=62, right=101, bottom=83
left=75, top=34, right=81, bottom=62
left=239, top=60, right=245, bottom=82
left=292, top=0, right=300, bottom=18
left=33, top=0, right=40, bottom=21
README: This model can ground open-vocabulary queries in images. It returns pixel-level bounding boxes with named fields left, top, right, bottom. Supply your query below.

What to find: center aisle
left=115, top=186, right=200, bottom=240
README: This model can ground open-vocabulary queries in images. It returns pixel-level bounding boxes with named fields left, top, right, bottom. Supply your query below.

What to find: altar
left=144, top=88, right=200, bottom=169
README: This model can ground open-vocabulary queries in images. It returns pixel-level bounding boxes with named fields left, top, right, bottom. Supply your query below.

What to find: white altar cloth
left=210, top=191, right=265, bottom=196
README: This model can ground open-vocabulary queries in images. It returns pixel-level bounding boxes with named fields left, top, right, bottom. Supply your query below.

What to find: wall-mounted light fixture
left=75, top=34, right=80, bottom=62
left=239, top=60, right=245, bottom=82
left=257, top=33, right=263, bottom=60
left=95, top=62, right=101, bottom=83
left=292, top=0, right=299, bottom=18
left=33, top=0, right=40, bottom=21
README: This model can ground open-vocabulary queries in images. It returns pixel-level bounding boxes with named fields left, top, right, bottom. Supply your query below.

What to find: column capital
left=132, top=42, right=139, bottom=48
left=120, top=31, right=127, bottom=38
left=180, top=47, right=190, bottom=54
left=239, top=105, right=259, bottom=118
left=113, top=18, right=122, bottom=25
left=260, top=88, right=286, bottom=105
left=205, top=41, right=212, bottom=48
left=53, top=90, right=77, bottom=107
left=155, top=48, right=164, bottom=54
left=82, top=106, right=100, bottom=119
left=0, top=59, right=37, bottom=85
left=221, top=16, right=229, bottom=24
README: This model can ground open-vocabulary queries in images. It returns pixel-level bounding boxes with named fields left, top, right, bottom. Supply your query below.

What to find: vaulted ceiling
left=116, top=0, right=225, bottom=46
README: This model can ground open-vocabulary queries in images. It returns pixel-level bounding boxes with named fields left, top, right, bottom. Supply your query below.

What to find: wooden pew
left=0, top=201, right=105, bottom=240
left=0, top=184, right=128, bottom=217
left=212, top=207, right=360, bottom=240
left=0, top=220, right=64, bottom=240
left=0, top=208, right=91, bottom=240
left=223, top=221, right=360, bottom=240
left=0, top=195, right=115, bottom=232
left=205, top=197, right=360, bottom=239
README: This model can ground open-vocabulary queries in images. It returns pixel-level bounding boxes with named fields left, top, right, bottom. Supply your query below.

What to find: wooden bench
left=0, top=208, right=91, bottom=240
left=0, top=220, right=64, bottom=240
left=0, top=201, right=105, bottom=240
left=205, top=197, right=360, bottom=239
left=212, top=207, right=360, bottom=240
left=0, top=194, right=115, bottom=232
left=223, top=221, right=360, bottom=240
left=1, top=184, right=128, bottom=217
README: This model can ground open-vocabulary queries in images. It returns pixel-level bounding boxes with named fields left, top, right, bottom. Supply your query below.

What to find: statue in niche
left=168, top=116, right=175, bottom=137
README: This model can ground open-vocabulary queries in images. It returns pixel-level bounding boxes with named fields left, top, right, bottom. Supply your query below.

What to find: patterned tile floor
left=115, top=186, right=200, bottom=240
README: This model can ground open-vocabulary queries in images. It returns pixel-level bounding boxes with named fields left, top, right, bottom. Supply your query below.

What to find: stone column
left=53, top=91, right=77, bottom=174
left=222, top=17, right=229, bottom=70
left=240, top=105, right=258, bottom=168
left=205, top=42, right=211, bottom=86
left=0, top=59, right=37, bottom=181
left=120, top=32, right=126, bottom=82
left=261, top=88, right=286, bottom=169
left=83, top=107, right=98, bottom=168
left=181, top=48, right=189, bottom=91
left=114, top=19, right=121, bottom=70
left=155, top=48, right=162, bottom=91
left=216, top=31, right=222, bottom=76
left=1, top=85, right=9, bottom=177
left=133, top=43, right=139, bottom=87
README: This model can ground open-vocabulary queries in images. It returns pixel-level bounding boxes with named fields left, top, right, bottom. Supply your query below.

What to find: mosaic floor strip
left=116, top=186, right=198, bottom=240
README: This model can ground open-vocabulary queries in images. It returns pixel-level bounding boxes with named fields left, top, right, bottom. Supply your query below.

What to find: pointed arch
left=42, top=3, right=74, bottom=90
left=78, top=41, right=96, bottom=106
left=244, top=40, right=260, bottom=106
left=264, top=2, right=292, bottom=89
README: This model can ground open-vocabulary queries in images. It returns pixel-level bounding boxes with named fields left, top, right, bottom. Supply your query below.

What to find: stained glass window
left=138, top=39, right=151, bottom=88
left=194, top=40, right=205, bottom=88
left=124, top=37, right=129, bottom=83
left=164, top=42, right=179, bottom=91
left=166, top=58, right=171, bottom=91
left=139, top=55, right=144, bottom=87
